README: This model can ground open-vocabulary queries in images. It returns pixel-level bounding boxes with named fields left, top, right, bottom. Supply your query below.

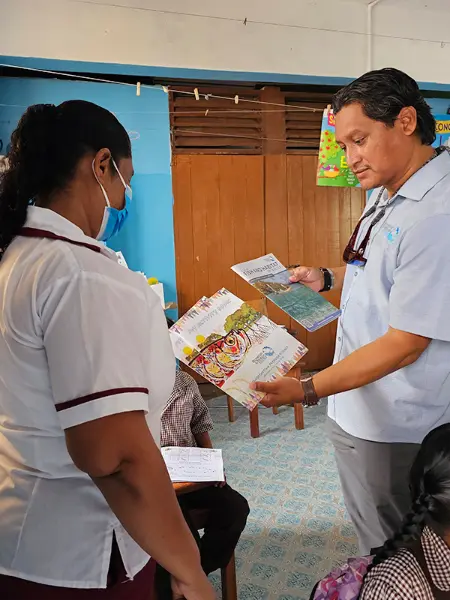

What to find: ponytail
left=0, top=99, right=131, bottom=261
left=367, top=494, right=430, bottom=573
left=0, top=104, right=57, bottom=259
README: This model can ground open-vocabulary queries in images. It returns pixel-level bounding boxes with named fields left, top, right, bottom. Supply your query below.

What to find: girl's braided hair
left=366, top=423, right=450, bottom=575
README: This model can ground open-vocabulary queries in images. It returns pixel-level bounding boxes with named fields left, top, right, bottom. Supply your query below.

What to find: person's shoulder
left=175, top=370, right=198, bottom=391
left=364, top=549, right=423, bottom=593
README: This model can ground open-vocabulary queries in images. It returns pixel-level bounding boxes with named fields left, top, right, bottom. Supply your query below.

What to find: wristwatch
left=299, top=376, right=319, bottom=407
left=319, top=268, right=334, bottom=293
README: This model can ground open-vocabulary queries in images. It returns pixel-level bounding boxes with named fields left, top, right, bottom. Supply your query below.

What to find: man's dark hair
left=332, top=68, right=436, bottom=146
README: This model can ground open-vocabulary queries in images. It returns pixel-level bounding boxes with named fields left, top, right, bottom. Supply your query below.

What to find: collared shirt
left=0, top=206, right=175, bottom=588
left=329, top=149, right=450, bottom=443
left=361, top=527, right=450, bottom=600
left=161, top=370, right=214, bottom=448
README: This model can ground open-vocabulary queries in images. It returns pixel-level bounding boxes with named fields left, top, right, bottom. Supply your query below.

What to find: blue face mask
left=94, top=159, right=132, bottom=242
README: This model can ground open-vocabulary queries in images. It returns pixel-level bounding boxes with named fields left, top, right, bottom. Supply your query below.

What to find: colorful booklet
left=169, top=289, right=307, bottom=411
left=232, top=254, right=341, bottom=332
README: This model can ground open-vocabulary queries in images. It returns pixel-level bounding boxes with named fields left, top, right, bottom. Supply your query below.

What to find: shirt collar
left=25, top=206, right=118, bottom=261
left=397, top=148, right=450, bottom=202
left=422, top=526, right=450, bottom=590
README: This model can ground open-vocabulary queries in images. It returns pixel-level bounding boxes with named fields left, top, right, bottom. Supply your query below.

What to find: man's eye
left=354, top=138, right=365, bottom=146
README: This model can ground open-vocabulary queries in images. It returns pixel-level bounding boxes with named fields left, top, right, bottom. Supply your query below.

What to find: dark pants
left=327, top=417, right=420, bottom=555
left=155, top=484, right=249, bottom=599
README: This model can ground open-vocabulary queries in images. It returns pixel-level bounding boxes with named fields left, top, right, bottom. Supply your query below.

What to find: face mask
left=93, top=159, right=132, bottom=242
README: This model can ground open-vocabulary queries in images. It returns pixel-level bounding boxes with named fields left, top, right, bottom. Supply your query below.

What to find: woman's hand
left=289, top=266, right=324, bottom=292
left=250, top=377, right=303, bottom=408
left=172, top=572, right=216, bottom=600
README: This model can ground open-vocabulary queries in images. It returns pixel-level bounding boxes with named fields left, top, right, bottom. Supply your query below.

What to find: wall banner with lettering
left=433, top=115, right=450, bottom=149
left=316, top=108, right=360, bottom=188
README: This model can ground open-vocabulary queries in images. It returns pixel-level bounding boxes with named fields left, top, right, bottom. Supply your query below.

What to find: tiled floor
left=206, top=396, right=358, bottom=600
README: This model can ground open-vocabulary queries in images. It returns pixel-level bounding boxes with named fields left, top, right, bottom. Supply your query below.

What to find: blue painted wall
left=0, top=76, right=177, bottom=310
left=428, top=97, right=450, bottom=115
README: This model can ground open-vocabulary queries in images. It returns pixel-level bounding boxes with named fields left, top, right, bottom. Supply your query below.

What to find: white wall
left=1, top=0, right=450, bottom=83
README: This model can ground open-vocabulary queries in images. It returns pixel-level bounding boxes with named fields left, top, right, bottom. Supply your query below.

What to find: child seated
left=311, top=423, right=450, bottom=600
left=160, top=368, right=249, bottom=575
left=155, top=326, right=249, bottom=598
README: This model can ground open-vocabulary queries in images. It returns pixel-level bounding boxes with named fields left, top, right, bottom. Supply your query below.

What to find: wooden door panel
left=172, top=155, right=264, bottom=316
left=284, top=155, right=365, bottom=369
left=172, top=153, right=365, bottom=373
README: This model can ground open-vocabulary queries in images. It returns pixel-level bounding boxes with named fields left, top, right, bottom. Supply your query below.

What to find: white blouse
left=0, top=206, right=175, bottom=588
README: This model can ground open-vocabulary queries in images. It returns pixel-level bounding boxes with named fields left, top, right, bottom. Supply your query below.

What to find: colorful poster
left=170, top=289, right=307, bottom=411
left=316, top=109, right=360, bottom=187
left=232, top=254, right=341, bottom=332
left=434, top=115, right=450, bottom=149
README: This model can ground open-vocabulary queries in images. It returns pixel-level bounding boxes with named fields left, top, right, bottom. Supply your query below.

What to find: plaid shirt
left=361, top=527, right=450, bottom=600
left=161, top=370, right=214, bottom=448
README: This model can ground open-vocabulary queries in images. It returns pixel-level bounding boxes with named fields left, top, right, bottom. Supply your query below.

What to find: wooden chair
left=155, top=484, right=238, bottom=600
left=226, top=297, right=305, bottom=438
left=189, top=508, right=237, bottom=600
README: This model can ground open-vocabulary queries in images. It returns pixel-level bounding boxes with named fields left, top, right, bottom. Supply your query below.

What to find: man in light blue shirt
left=252, top=68, right=450, bottom=554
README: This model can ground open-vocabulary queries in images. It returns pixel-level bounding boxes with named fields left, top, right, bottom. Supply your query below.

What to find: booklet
left=232, top=254, right=341, bottom=332
left=169, top=288, right=307, bottom=411
left=161, top=447, right=225, bottom=483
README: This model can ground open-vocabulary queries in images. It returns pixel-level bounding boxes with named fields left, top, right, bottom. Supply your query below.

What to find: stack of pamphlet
left=169, top=289, right=307, bottom=411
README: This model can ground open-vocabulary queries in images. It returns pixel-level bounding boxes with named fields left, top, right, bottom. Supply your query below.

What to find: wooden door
left=285, top=155, right=365, bottom=369
left=172, top=153, right=365, bottom=370
left=170, top=84, right=365, bottom=371
left=172, top=154, right=265, bottom=316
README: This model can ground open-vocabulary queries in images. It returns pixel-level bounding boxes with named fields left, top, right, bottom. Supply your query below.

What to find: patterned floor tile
left=207, top=399, right=357, bottom=600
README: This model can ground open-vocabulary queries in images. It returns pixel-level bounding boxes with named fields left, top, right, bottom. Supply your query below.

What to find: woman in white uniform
left=0, top=100, right=214, bottom=600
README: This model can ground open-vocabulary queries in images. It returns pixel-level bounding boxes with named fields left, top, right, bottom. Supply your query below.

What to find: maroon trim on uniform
left=56, top=388, right=150, bottom=412
left=0, top=557, right=156, bottom=597
left=20, top=227, right=102, bottom=254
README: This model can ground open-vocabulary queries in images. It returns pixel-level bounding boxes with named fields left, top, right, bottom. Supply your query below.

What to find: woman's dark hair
left=0, top=100, right=131, bottom=260
left=367, top=423, right=450, bottom=572
left=332, top=67, right=436, bottom=146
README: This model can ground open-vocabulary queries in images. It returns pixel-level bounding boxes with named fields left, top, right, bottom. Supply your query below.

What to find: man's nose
left=346, top=148, right=361, bottom=171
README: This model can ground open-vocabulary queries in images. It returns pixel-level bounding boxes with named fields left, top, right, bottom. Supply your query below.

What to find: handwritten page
left=161, top=447, right=225, bottom=483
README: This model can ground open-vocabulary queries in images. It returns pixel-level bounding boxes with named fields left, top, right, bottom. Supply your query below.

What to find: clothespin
left=194, top=88, right=200, bottom=101
left=162, top=85, right=169, bottom=94
left=205, top=109, right=209, bottom=116
left=235, top=95, right=239, bottom=104
left=136, top=82, right=141, bottom=97
left=326, top=103, right=331, bottom=114
left=205, top=94, right=210, bottom=100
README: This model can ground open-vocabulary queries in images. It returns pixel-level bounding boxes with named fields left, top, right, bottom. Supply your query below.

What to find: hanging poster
left=316, top=108, right=360, bottom=188
left=433, top=115, right=450, bottom=149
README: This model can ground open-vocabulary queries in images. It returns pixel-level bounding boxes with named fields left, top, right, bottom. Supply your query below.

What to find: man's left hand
left=250, top=377, right=303, bottom=408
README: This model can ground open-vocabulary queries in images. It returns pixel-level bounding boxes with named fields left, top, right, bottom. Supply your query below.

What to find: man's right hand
left=289, top=266, right=324, bottom=292
left=172, top=573, right=216, bottom=600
